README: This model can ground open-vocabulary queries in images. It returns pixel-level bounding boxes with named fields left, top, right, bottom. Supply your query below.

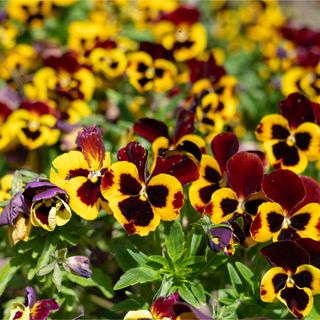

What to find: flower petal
left=30, top=299, right=59, bottom=320
left=206, top=188, right=238, bottom=224
left=260, top=266, right=287, bottom=302
left=294, top=122, right=320, bottom=161
left=279, top=92, right=317, bottom=129
left=189, top=155, right=221, bottom=213
left=133, top=118, right=169, bottom=142
left=294, top=264, right=320, bottom=294
left=294, top=176, right=320, bottom=212
left=173, top=109, right=195, bottom=143
left=261, top=169, right=305, bottom=213
left=117, top=142, right=147, bottom=182
left=277, top=286, right=313, bottom=319
left=210, top=132, right=239, bottom=174
left=296, top=238, right=320, bottom=269
left=255, top=114, right=290, bottom=142
left=261, top=241, right=310, bottom=272
left=227, top=151, right=263, bottom=199
left=147, top=173, right=184, bottom=221
left=250, top=202, right=284, bottom=243
left=290, top=203, right=320, bottom=241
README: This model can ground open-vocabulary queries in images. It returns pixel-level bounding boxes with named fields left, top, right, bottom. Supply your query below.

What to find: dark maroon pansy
left=279, top=92, right=320, bottom=129
left=227, top=151, right=264, bottom=199
left=117, top=142, right=148, bottom=182
left=158, top=6, right=200, bottom=25
left=152, top=153, right=199, bottom=186
left=31, top=299, right=60, bottom=320
left=0, top=101, right=13, bottom=120
left=262, top=169, right=306, bottom=214
left=261, top=241, right=310, bottom=272
left=151, top=292, right=179, bottom=319
left=188, top=53, right=226, bottom=85
left=281, top=25, right=320, bottom=49
left=211, top=132, right=239, bottom=174
left=44, top=50, right=80, bottom=74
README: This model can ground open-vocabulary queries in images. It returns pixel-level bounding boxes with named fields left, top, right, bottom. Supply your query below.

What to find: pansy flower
left=208, top=222, right=234, bottom=255
left=89, top=47, right=127, bottom=80
left=152, top=6, right=207, bottom=61
left=250, top=169, right=320, bottom=242
left=50, top=126, right=110, bottom=220
left=189, top=132, right=239, bottom=214
left=0, top=173, right=13, bottom=214
left=101, top=142, right=198, bottom=236
left=25, top=51, right=95, bottom=103
left=133, top=108, right=205, bottom=166
left=126, top=51, right=177, bottom=93
left=205, top=151, right=264, bottom=225
left=9, top=286, right=59, bottom=320
left=4, top=100, right=59, bottom=151
left=260, top=241, right=320, bottom=319
left=256, top=92, right=320, bottom=173
left=0, top=10, right=18, bottom=49
left=23, top=181, right=71, bottom=232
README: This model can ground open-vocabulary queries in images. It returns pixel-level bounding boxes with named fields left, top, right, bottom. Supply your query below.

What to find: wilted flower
left=0, top=179, right=71, bottom=244
left=65, top=255, right=92, bottom=278
left=208, top=223, right=233, bottom=254
left=9, top=286, right=59, bottom=320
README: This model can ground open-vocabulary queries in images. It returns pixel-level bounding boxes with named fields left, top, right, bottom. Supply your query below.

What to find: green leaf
left=191, top=282, right=206, bottom=303
left=66, top=268, right=113, bottom=299
left=178, top=283, right=199, bottom=307
left=0, top=260, right=21, bottom=296
left=165, top=221, right=185, bottom=262
left=235, top=261, right=255, bottom=292
left=52, top=264, right=62, bottom=292
left=147, top=255, right=169, bottom=267
left=111, top=299, right=143, bottom=313
left=55, top=248, right=68, bottom=261
left=227, top=263, right=242, bottom=297
left=28, top=236, right=56, bottom=280
left=37, top=262, right=56, bottom=277
left=114, top=267, right=161, bottom=290
left=180, top=256, right=205, bottom=267
left=186, top=227, right=203, bottom=257
left=127, top=249, right=149, bottom=266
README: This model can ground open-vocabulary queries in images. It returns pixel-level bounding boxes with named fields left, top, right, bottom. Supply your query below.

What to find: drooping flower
left=101, top=142, right=198, bottom=236
left=24, top=181, right=71, bottom=232
left=9, top=286, right=59, bottom=320
left=256, top=92, right=320, bottom=173
left=250, top=169, right=320, bottom=242
left=65, top=255, right=92, bottom=278
left=260, top=241, right=320, bottom=319
left=207, top=222, right=233, bottom=254
left=50, top=126, right=110, bottom=220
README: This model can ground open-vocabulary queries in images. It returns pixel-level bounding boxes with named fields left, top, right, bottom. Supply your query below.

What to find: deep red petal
left=31, top=299, right=59, bottom=320
left=261, top=241, right=309, bottom=272
left=279, top=93, right=316, bottom=129
left=293, top=176, right=320, bottom=212
left=151, top=154, right=199, bottom=186
left=133, top=118, right=169, bottom=142
left=211, top=132, right=239, bottom=174
left=296, top=238, right=320, bottom=269
left=160, top=6, right=200, bottom=25
left=262, top=169, right=305, bottom=213
left=117, top=142, right=147, bottom=182
left=77, top=180, right=101, bottom=207
left=173, top=109, right=195, bottom=143
left=227, top=151, right=263, bottom=199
